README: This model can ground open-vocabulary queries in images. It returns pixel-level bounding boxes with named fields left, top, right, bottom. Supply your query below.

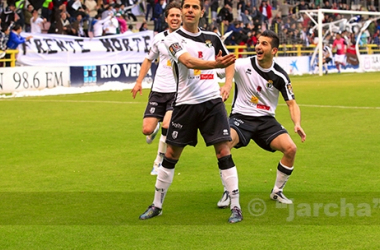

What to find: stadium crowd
left=1, top=0, right=380, bottom=60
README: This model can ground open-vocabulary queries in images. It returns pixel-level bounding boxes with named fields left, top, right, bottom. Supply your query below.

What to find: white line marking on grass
left=295, top=104, right=380, bottom=110
left=0, top=99, right=139, bottom=104
left=225, top=103, right=380, bottom=110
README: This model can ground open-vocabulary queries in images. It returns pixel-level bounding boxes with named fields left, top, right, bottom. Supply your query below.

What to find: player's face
left=165, top=8, right=182, bottom=32
left=255, top=36, right=277, bottom=64
left=181, top=0, right=204, bottom=26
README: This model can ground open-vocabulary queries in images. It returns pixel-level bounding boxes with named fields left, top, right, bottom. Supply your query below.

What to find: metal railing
left=226, top=44, right=380, bottom=58
left=0, top=50, right=19, bottom=67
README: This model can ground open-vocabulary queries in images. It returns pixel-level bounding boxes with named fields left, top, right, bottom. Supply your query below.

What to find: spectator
left=218, top=2, right=233, bottom=23
left=116, top=13, right=127, bottom=33
left=101, top=4, right=113, bottom=20
left=139, top=21, right=148, bottom=31
left=71, top=12, right=88, bottom=36
left=0, top=23, right=10, bottom=67
left=0, top=3, right=19, bottom=31
left=145, top=0, right=155, bottom=21
left=30, top=9, right=47, bottom=34
left=297, top=0, right=309, bottom=11
left=15, top=0, right=26, bottom=28
left=47, top=0, right=69, bottom=34
left=123, top=0, right=137, bottom=22
left=103, top=12, right=119, bottom=35
left=7, top=23, right=32, bottom=49
left=23, top=4, right=34, bottom=32
left=240, top=9, right=252, bottom=25
left=210, top=0, right=218, bottom=25
left=57, top=11, right=73, bottom=35
left=153, top=0, right=164, bottom=32
left=278, top=0, right=297, bottom=18
left=251, top=6, right=261, bottom=24
left=259, top=0, right=272, bottom=30
left=85, top=0, right=98, bottom=32
left=125, top=24, right=134, bottom=34
left=0, top=23, right=9, bottom=51
left=92, top=14, right=109, bottom=37
left=237, top=0, right=245, bottom=21
left=41, top=0, right=53, bottom=22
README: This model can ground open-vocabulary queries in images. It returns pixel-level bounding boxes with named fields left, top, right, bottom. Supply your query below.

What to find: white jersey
left=323, top=45, right=332, bottom=58
left=30, top=17, right=44, bottom=34
left=164, top=27, right=228, bottom=105
left=147, top=30, right=176, bottom=93
left=232, top=56, right=295, bottom=117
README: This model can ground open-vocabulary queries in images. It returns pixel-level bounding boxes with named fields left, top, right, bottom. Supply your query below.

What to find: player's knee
left=142, top=127, right=153, bottom=135
left=284, top=143, right=297, bottom=158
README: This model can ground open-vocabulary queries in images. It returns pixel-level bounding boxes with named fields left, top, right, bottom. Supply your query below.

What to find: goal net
left=299, top=9, right=380, bottom=75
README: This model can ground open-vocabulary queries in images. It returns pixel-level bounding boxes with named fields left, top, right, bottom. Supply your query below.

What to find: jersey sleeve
left=146, top=35, right=160, bottom=61
left=164, top=33, right=186, bottom=63
left=213, top=34, right=229, bottom=56
left=273, top=64, right=295, bottom=101
left=278, top=77, right=295, bottom=101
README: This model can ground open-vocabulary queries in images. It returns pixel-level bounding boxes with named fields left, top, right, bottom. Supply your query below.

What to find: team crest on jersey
left=205, top=40, right=212, bottom=48
left=286, top=83, right=294, bottom=95
left=266, top=80, right=273, bottom=88
left=172, top=131, right=178, bottom=139
left=169, top=43, right=182, bottom=56
left=150, top=107, right=155, bottom=114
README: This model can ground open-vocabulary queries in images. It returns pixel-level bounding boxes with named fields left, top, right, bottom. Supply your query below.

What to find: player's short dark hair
left=165, top=1, right=181, bottom=17
left=260, top=30, right=280, bottom=49
left=181, top=0, right=204, bottom=10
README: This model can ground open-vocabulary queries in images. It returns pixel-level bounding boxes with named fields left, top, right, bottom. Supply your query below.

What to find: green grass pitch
left=0, top=72, right=379, bottom=249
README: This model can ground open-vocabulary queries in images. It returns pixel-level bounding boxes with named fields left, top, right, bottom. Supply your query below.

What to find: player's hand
left=220, top=84, right=231, bottom=102
left=215, top=50, right=236, bottom=68
left=295, top=125, right=306, bottom=142
left=131, top=82, right=142, bottom=99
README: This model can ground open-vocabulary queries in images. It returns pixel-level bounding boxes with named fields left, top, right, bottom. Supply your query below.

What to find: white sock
left=273, top=162, right=293, bottom=193
left=153, top=167, right=174, bottom=208
left=154, top=134, right=167, bottom=165
left=221, top=167, right=240, bottom=209
left=219, top=169, right=227, bottom=192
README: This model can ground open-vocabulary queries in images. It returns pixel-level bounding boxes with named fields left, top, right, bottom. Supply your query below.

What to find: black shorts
left=143, top=91, right=176, bottom=121
left=229, top=114, right=288, bottom=152
left=325, top=57, right=332, bottom=64
left=166, top=98, right=231, bottom=147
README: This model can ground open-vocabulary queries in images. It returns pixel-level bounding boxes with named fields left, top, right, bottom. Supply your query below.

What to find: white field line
left=2, top=99, right=379, bottom=110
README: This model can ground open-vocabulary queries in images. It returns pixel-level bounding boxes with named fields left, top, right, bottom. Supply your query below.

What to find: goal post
left=300, top=9, right=380, bottom=76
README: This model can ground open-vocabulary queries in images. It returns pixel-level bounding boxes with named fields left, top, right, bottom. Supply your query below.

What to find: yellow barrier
left=0, top=49, right=19, bottom=67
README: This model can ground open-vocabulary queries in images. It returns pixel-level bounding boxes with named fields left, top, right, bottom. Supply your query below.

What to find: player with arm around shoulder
left=217, top=30, right=306, bottom=208
left=139, top=0, right=243, bottom=224
left=131, top=2, right=182, bottom=175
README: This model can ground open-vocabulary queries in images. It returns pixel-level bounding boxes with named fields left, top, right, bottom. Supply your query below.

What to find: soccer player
left=131, top=2, right=182, bottom=175
left=216, top=30, right=306, bottom=208
left=139, top=0, right=243, bottom=223
left=314, top=41, right=332, bottom=75
left=332, top=31, right=347, bottom=73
